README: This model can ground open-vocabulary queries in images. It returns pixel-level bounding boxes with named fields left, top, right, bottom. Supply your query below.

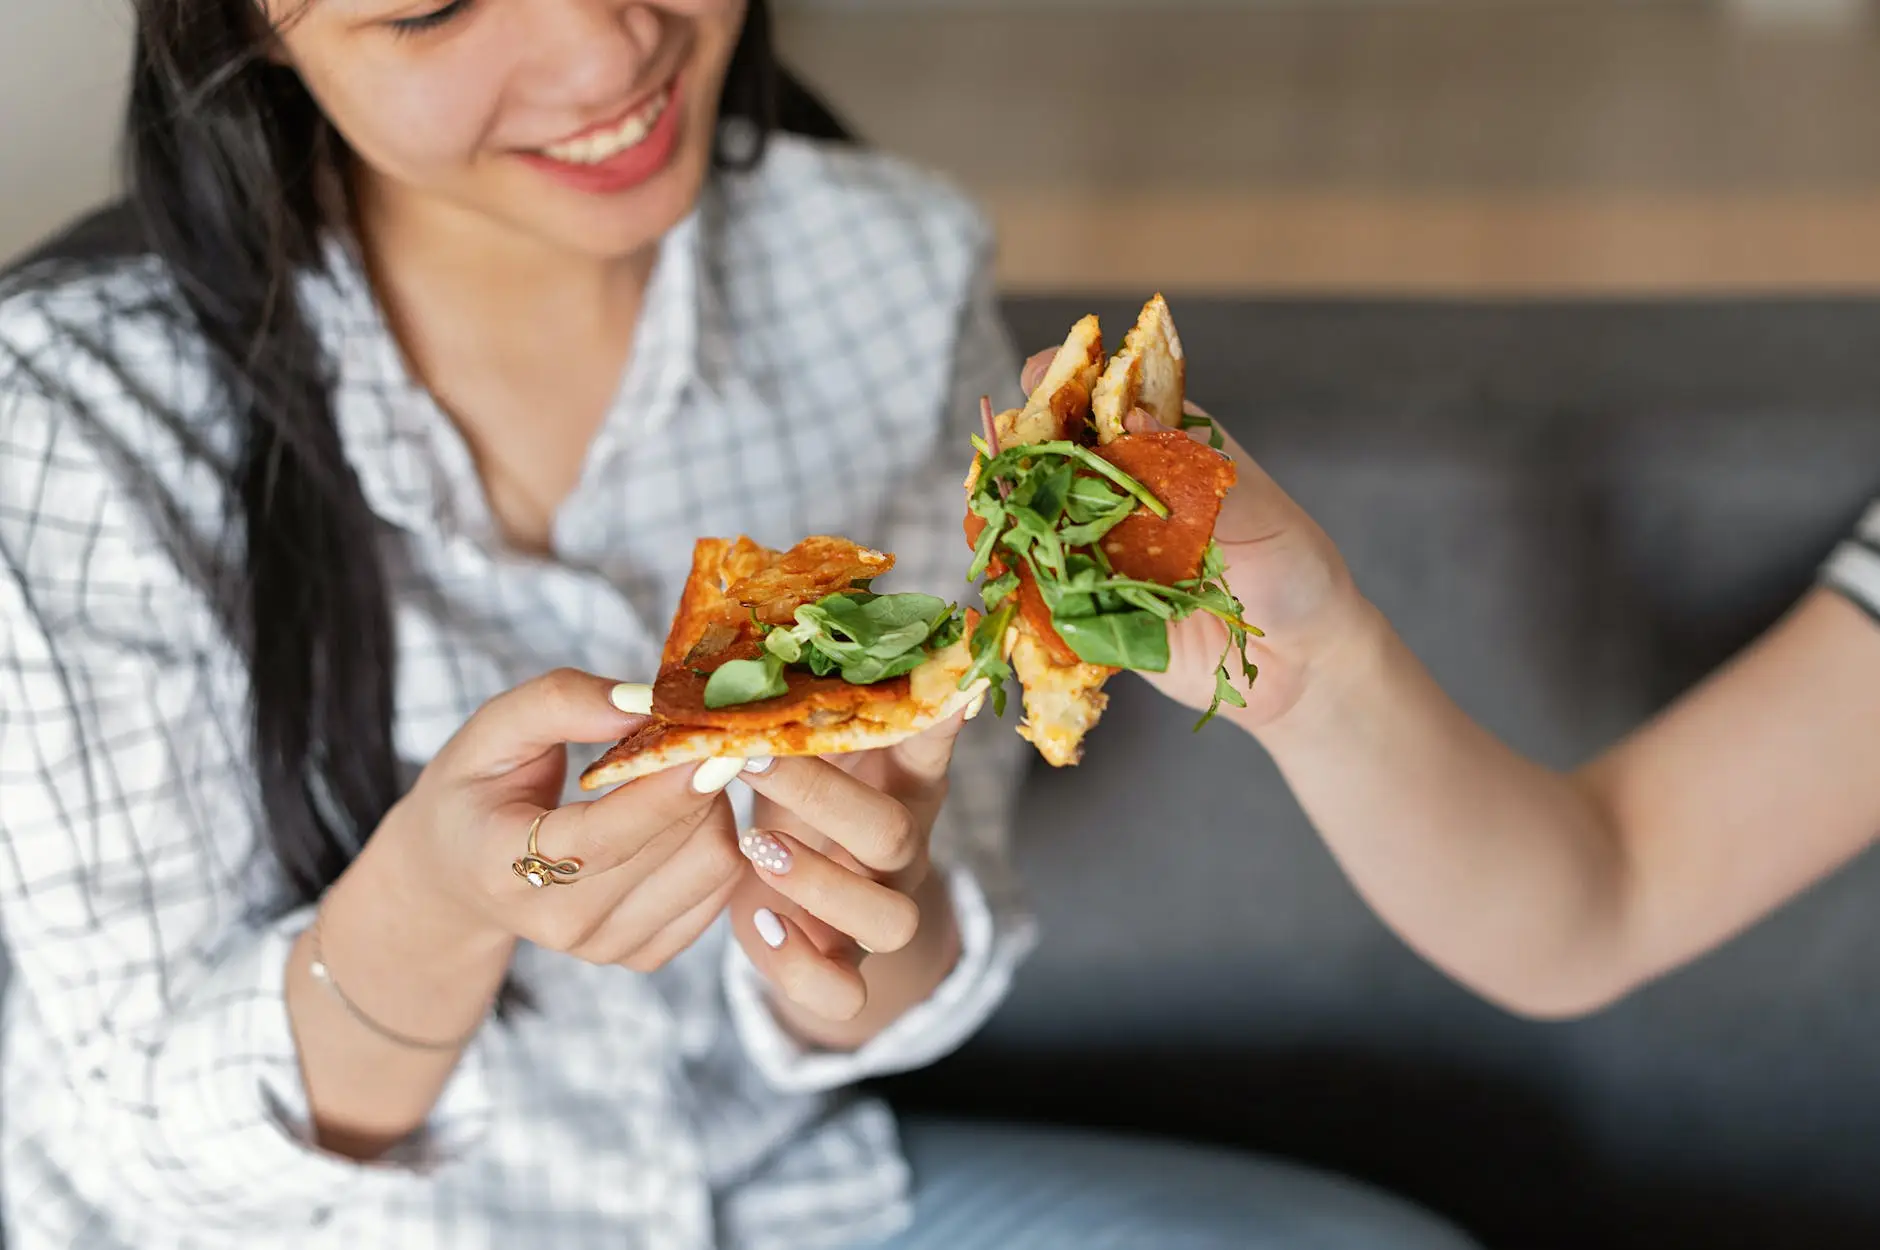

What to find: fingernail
left=857, top=940, right=876, bottom=955
left=753, top=907, right=787, bottom=949
left=692, top=757, right=746, bottom=794
left=742, top=756, right=775, bottom=775
left=963, top=692, right=987, bottom=721
left=738, top=830, right=793, bottom=875
left=610, top=682, right=653, bottom=715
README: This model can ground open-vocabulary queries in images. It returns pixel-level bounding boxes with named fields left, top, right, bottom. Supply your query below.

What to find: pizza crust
left=998, top=314, right=1103, bottom=448
left=1091, top=293, right=1185, bottom=445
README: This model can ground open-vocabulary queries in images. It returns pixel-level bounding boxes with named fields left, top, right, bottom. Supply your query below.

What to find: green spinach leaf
left=704, top=653, right=788, bottom=709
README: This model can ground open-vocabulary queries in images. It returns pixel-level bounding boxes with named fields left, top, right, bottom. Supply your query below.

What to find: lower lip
left=518, top=83, right=684, bottom=196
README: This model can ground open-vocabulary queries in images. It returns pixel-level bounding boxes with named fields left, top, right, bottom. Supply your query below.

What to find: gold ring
left=511, top=810, right=581, bottom=888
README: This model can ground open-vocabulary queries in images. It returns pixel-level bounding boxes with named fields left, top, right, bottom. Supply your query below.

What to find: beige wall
left=0, top=0, right=133, bottom=262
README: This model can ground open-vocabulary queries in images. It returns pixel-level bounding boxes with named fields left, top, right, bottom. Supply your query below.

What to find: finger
left=887, top=701, right=975, bottom=789
left=1123, top=405, right=1180, bottom=437
left=453, top=668, right=652, bottom=777
left=739, top=905, right=868, bottom=1022
left=1020, top=348, right=1055, bottom=395
left=1181, top=398, right=1261, bottom=467
left=527, top=753, right=751, bottom=877
left=580, top=813, right=744, bottom=964
left=737, top=828, right=921, bottom=955
left=483, top=756, right=740, bottom=912
left=501, top=804, right=717, bottom=955
left=618, top=872, right=743, bottom=973
left=1126, top=402, right=1229, bottom=453
left=738, top=756, right=923, bottom=877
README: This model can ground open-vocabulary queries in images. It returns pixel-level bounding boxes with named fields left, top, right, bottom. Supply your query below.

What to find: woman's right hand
left=374, top=668, right=750, bottom=971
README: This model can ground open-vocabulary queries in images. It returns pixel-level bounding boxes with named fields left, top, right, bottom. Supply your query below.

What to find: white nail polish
left=610, top=683, right=653, bottom=715
left=692, top=757, right=746, bottom=794
left=742, top=756, right=775, bottom=775
left=753, top=907, right=787, bottom=949
left=739, top=830, right=793, bottom=875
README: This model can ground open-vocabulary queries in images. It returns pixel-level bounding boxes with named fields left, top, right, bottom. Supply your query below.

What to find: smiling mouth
left=536, top=81, right=676, bottom=166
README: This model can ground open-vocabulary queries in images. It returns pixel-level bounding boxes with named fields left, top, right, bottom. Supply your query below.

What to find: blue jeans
left=857, top=1119, right=1483, bottom=1250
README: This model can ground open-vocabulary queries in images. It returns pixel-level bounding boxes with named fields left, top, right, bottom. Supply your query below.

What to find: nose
left=516, top=0, right=663, bottom=111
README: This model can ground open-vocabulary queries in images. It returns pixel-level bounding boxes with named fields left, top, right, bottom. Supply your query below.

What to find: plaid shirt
left=0, top=136, right=1035, bottom=1250
left=1824, top=503, right=1880, bottom=622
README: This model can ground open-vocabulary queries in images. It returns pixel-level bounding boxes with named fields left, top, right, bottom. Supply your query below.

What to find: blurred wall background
left=4, top=0, right=1877, bottom=293
left=773, top=0, right=1880, bottom=293
left=0, top=0, right=132, bottom=263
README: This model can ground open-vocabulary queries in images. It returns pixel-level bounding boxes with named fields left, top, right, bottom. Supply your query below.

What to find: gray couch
left=883, top=296, right=1880, bottom=1250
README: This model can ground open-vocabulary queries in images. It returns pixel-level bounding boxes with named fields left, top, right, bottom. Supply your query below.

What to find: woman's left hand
left=727, top=711, right=972, bottom=1040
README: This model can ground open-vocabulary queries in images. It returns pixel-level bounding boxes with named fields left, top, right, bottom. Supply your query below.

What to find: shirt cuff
left=1821, top=540, right=1880, bottom=623
left=141, top=907, right=497, bottom=1228
left=266, top=909, right=494, bottom=1165
left=722, top=863, right=1038, bottom=1094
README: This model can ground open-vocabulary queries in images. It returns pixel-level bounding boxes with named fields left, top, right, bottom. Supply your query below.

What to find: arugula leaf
left=763, top=629, right=803, bottom=664
left=973, top=441, right=1169, bottom=519
left=1033, top=555, right=1105, bottom=620
left=1199, top=539, right=1226, bottom=582
left=961, top=600, right=1018, bottom=716
left=837, top=649, right=934, bottom=685
left=1004, top=507, right=1067, bottom=581
left=968, top=509, right=1006, bottom=581
left=928, top=611, right=967, bottom=651
left=1016, top=462, right=1075, bottom=526
left=1116, top=585, right=1178, bottom=619
left=704, top=653, right=788, bottom=708
left=706, top=590, right=968, bottom=709
left=1064, top=476, right=1126, bottom=523
left=1194, top=666, right=1249, bottom=730
left=800, top=592, right=951, bottom=655
left=1056, top=490, right=1135, bottom=548
left=981, top=570, right=1020, bottom=609
left=1054, top=610, right=1172, bottom=672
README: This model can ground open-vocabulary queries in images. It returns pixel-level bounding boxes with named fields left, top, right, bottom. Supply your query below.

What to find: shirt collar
left=307, top=233, right=454, bottom=536
left=308, top=197, right=735, bottom=538
left=601, top=202, right=713, bottom=447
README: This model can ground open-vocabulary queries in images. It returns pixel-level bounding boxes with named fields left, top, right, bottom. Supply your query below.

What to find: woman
left=0, top=2, right=1485, bottom=1248
left=1029, top=351, right=1880, bottom=1022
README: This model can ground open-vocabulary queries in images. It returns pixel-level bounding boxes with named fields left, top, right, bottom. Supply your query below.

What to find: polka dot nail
left=738, top=830, right=793, bottom=875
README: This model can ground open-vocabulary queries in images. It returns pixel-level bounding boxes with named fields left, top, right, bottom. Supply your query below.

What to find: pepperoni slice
left=1093, top=432, right=1236, bottom=585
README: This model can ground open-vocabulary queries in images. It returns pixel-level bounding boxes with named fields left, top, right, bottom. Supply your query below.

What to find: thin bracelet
left=305, top=909, right=485, bottom=1053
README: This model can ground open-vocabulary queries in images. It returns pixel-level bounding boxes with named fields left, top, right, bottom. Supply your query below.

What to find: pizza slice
left=963, top=294, right=1259, bottom=767
left=579, top=534, right=998, bottom=790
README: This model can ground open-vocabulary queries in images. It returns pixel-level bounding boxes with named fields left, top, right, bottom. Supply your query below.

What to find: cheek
left=680, top=1, right=749, bottom=98
left=298, top=57, right=504, bottom=185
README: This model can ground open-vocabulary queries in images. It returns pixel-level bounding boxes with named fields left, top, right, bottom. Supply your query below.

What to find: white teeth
left=542, top=88, right=670, bottom=165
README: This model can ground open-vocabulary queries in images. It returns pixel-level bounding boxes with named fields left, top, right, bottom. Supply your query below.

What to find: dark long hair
left=121, top=0, right=844, bottom=914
